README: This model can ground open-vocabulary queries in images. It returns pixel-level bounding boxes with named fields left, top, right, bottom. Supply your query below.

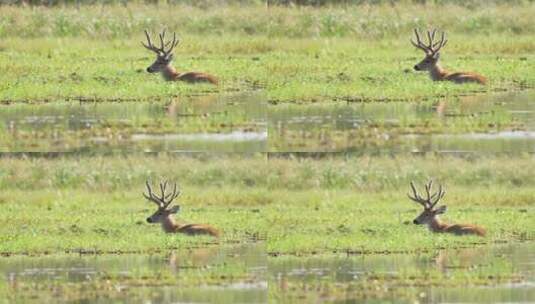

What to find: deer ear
left=435, top=205, right=447, bottom=214
left=433, top=52, right=440, bottom=60
left=166, top=53, right=174, bottom=61
left=169, top=205, right=180, bottom=214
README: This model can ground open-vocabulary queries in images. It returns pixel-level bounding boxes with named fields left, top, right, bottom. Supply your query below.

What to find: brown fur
left=443, top=72, right=487, bottom=84
left=162, top=66, right=218, bottom=84
left=425, top=64, right=487, bottom=85
left=158, top=213, right=220, bottom=237
left=427, top=216, right=486, bottom=236
left=177, top=224, right=221, bottom=237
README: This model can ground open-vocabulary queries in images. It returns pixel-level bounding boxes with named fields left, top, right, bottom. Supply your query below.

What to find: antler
left=410, top=28, right=448, bottom=55
left=143, top=180, right=181, bottom=209
left=408, top=180, right=446, bottom=209
left=141, top=29, right=180, bottom=56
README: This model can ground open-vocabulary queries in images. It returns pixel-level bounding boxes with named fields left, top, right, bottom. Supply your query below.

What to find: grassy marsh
left=1, top=153, right=533, bottom=302
left=0, top=3, right=534, bottom=302
left=0, top=4, right=534, bottom=103
left=0, top=153, right=533, bottom=255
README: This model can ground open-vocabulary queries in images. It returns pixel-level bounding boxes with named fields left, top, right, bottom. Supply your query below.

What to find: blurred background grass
left=1, top=0, right=532, bottom=7
left=0, top=1, right=534, bottom=38
left=1, top=1, right=533, bottom=102
left=0, top=153, right=533, bottom=193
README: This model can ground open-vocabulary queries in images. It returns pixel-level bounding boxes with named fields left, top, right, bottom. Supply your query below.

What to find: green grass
left=0, top=3, right=533, bottom=302
left=2, top=4, right=535, bottom=38
left=0, top=152, right=533, bottom=301
left=0, top=4, right=534, bottom=103
left=0, top=153, right=533, bottom=255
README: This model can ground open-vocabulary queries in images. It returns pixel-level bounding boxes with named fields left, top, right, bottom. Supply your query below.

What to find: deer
left=143, top=180, right=220, bottom=237
left=407, top=180, right=486, bottom=236
left=141, top=30, right=218, bottom=85
left=411, top=28, right=487, bottom=85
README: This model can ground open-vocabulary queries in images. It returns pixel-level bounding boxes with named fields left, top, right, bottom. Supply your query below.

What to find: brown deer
left=142, top=30, right=218, bottom=85
left=411, top=29, right=487, bottom=85
left=143, top=180, right=220, bottom=237
left=407, top=180, right=486, bottom=236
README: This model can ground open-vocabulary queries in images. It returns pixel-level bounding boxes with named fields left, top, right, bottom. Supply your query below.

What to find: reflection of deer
left=167, top=247, right=220, bottom=272
left=433, top=247, right=486, bottom=273
left=166, top=101, right=177, bottom=118
left=144, top=180, right=220, bottom=237
left=435, top=100, right=447, bottom=116
left=407, top=180, right=486, bottom=236
left=434, top=93, right=493, bottom=117
left=411, top=29, right=486, bottom=85
left=165, top=94, right=220, bottom=118
left=142, top=30, right=218, bottom=84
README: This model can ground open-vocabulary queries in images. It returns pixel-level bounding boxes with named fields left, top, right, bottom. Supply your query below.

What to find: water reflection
left=0, top=93, right=267, bottom=153
left=269, top=242, right=535, bottom=303
left=2, top=91, right=534, bottom=153
left=270, top=91, right=535, bottom=153
left=1, top=239, right=533, bottom=303
left=0, top=243, right=267, bottom=303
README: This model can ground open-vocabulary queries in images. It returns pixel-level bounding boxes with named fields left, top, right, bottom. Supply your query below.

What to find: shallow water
left=0, top=93, right=267, bottom=153
left=270, top=91, right=535, bottom=153
left=2, top=91, right=534, bottom=153
left=2, top=242, right=533, bottom=303
left=0, top=243, right=267, bottom=303
left=269, top=242, right=535, bottom=303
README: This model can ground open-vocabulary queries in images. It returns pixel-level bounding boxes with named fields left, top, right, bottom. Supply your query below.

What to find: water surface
left=0, top=243, right=267, bottom=303
left=269, top=91, right=535, bottom=153
left=0, top=93, right=267, bottom=153
left=269, top=242, right=535, bottom=303
left=3, top=91, right=534, bottom=154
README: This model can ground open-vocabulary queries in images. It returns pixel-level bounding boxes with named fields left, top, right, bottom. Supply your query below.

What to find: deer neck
left=161, top=215, right=180, bottom=233
left=429, top=63, right=448, bottom=81
left=162, top=65, right=179, bottom=81
left=427, top=216, right=448, bottom=233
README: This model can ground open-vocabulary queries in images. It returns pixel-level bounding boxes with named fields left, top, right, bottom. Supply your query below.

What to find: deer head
left=411, top=28, right=448, bottom=71
left=407, top=180, right=447, bottom=225
left=142, top=29, right=180, bottom=73
left=143, top=180, right=181, bottom=224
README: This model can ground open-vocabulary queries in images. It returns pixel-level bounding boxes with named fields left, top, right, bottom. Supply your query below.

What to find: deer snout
left=146, top=67, right=153, bottom=73
left=146, top=217, right=153, bottom=223
left=413, top=219, right=419, bottom=225
left=413, top=65, right=420, bottom=71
